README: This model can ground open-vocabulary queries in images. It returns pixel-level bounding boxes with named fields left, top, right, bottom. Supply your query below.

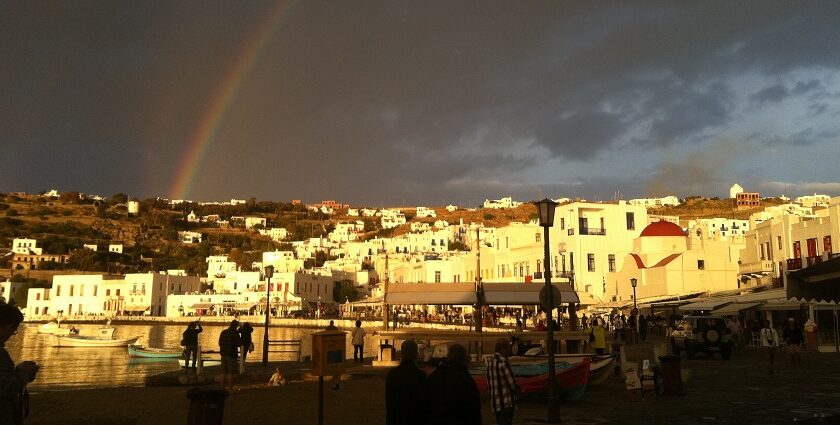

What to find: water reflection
left=8, top=323, right=365, bottom=390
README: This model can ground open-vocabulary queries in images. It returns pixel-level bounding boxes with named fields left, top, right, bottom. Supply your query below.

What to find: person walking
left=351, top=320, right=366, bottom=363
left=238, top=322, right=254, bottom=372
left=218, top=320, right=241, bottom=389
left=639, top=314, right=648, bottom=342
left=782, top=318, right=804, bottom=369
left=426, top=344, right=482, bottom=425
left=385, top=340, right=427, bottom=425
left=590, top=318, right=608, bottom=355
left=486, top=339, right=520, bottom=425
left=0, top=303, right=39, bottom=425
left=727, top=316, right=743, bottom=350
left=759, top=320, right=780, bottom=374
left=181, top=320, right=203, bottom=369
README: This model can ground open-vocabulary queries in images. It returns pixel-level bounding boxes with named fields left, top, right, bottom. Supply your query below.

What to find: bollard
left=658, top=355, right=683, bottom=396
left=187, top=387, right=228, bottom=425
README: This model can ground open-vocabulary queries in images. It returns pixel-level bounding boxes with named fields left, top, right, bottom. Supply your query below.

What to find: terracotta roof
left=640, top=220, right=686, bottom=237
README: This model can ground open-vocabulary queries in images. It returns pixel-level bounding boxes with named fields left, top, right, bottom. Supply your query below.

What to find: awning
left=351, top=296, right=384, bottom=307
left=760, top=301, right=804, bottom=311
left=235, top=303, right=257, bottom=310
left=124, top=306, right=149, bottom=312
left=189, top=303, right=215, bottom=309
left=678, top=300, right=732, bottom=312
left=387, top=282, right=476, bottom=305
left=713, top=302, right=761, bottom=315
left=483, top=282, right=579, bottom=305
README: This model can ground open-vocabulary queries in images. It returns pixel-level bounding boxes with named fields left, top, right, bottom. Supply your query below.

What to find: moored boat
left=38, top=321, right=76, bottom=336
left=472, top=356, right=591, bottom=400
left=52, top=334, right=140, bottom=347
left=128, top=345, right=183, bottom=358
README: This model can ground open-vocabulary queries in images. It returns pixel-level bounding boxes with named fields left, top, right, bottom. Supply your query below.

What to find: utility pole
left=474, top=227, right=483, bottom=332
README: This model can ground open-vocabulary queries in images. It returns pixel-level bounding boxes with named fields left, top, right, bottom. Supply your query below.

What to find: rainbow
left=169, top=0, right=299, bottom=200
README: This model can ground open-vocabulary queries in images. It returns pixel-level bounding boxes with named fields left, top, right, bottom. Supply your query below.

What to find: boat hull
left=52, top=335, right=139, bottom=348
left=473, top=357, right=591, bottom=400
left=128, top=345, right=183, bottom=358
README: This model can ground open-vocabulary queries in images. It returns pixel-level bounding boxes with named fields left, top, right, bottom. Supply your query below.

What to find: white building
left=245, top=216, right=267, bottom=229
left=127, top=200, right=140, bottom=214
left=83, top=244, right=98, bottom=251
left=730, top=183, right=744, bottom=199
left=12, top=238, right=42, bottom=255
left=446, top=205, right=459, bottom=212
left=483, top=196, right=522, bottom=209
left=206, top=255, right=238, bottom=278
left=259, top=227, right=288, bottom=242
left=0, top=281, right=25, bottom=304
left=795, top=194, right=831, bottom=208
left=187, top=211, right=200, bottom=223
left=628, top=196, right=680, bottom=208
left=416, top=206, right=437, bottom=218
left=178, top=231, right=203, bottom=244
left=262, top=251, right=304, bottom=273
left=109, top=244, right=123, bottom=254
left=686, top=218, right=749, bottom=239
left=381, top=210, right=406, bottom=229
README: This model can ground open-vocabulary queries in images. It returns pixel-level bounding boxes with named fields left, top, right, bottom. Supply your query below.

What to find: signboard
left=311, top=330, right=347, bottom=377
left=539, top=285, right=563, bottom=310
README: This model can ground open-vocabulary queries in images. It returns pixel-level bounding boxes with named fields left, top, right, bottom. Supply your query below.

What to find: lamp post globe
left=533, top=198, right=560, bottom=423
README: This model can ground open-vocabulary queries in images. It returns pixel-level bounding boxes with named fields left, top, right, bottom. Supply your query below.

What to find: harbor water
left=7, top=323, right=368, bottom=390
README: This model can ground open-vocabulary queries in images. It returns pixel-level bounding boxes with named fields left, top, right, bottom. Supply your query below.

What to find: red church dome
left=639, top=220, right=686, bottom=237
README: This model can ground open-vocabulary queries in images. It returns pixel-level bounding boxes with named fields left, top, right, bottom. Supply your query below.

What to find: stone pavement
left=510, top=334, right=840, bottom=425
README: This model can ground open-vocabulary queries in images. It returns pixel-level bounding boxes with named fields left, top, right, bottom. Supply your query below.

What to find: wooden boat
left=508, top=354, right=614, bottom=387
left=472, top=357, right=591, bottom=401
left=52, top=334, right=139, bottom=347
left=38, top=321, right=77, bottom=336
left=128, top=345, right=183, bottom=359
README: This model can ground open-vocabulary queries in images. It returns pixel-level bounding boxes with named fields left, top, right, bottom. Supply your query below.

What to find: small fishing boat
left=37, top=320, right=77, bottom=336
left=508, top=354, right=614, bottom=387
left=128, top=345, right=183, bottom=359
left=472, top=357, right=591, bottom=401
left=52, top=334, right=139, bottom=347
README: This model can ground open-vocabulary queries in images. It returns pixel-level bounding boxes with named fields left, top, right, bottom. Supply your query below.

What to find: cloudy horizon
left=2, top=1, right=840, bottom=206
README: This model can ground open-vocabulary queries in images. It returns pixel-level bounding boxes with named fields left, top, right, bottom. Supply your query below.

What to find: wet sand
left=26, top=335, right=840, bottom=425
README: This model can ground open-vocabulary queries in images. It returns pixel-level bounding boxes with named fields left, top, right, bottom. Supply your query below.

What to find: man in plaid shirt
left=486, top=339, right=520, bottom=425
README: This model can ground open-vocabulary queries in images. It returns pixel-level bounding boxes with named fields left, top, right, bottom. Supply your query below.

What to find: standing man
left=351, top=320, right=366, bottom=363
left=0, top=303, right=39, bottom=425
left=426, top=344, right=481, bottom=425
left=591, top=318, right=608, bottom=355
left=782, top=318, right=804, bottom=369
left=385, top=340, right=427, bottom=425
left=238, top=322, right=254, bottom=373
left=759, top=320, right=780, bottom=374
left=181, top=320, right=203, bottom=369
left=487, top=339, right=520, bottom=425
left=218, top=320, right=241, bottom=390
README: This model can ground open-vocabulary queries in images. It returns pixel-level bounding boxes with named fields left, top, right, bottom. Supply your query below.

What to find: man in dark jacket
left=218, top=320, right=241, bottom=390
left=385, top=340, right=426, bottom=425
left=0, top=303, right=38, bottom=424
left=181, top=321, right=203, bottom=369
left=426, top=344, right=482, bottom=425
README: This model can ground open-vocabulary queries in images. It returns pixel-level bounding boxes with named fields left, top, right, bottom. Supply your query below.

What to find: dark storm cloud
left=2, top=1, right=840, bottom=203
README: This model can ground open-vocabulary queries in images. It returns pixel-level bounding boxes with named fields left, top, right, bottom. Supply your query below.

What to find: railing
left=787, top=258, right=802, bottom=270
left=806, top=256, right=824, bottom=267
left=579, top=227, right=606, bottom=236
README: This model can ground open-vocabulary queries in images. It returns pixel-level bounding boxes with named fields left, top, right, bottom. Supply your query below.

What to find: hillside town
left=1, top=184, right=837, bottom=352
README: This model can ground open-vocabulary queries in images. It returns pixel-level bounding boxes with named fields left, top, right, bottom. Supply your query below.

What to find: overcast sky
left=2, top=1, right=840, bottom=206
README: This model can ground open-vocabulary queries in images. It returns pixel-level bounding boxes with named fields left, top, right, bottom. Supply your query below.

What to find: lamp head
left=630, top=277, right=638, bottom=288
left=534, top=198, right=558, bottom=227
left=264, top=265, right=274, bottom=279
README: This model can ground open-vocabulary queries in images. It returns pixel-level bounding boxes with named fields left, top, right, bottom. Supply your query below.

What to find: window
left=697, top=260, right=705, bottom=270
left=560, top=218, right=565, bottom=229
left=626, top=212, right=635, bottom=230
left=69, top=285, right=74, bottom=296
left=760, top=243, right=766, bottom=260
left=608, top=254, right=616, bottom=272
left=116, top=289, right=121, bottom=296
left=535, top=233, right=541, bottom=243
left=536, top=259, right=542, bottom=273
left=93, top=286, right=97, bottom=297
left=777, top=236, right=782, bottom=250
left=587, top=254, right=595, bottom=272
left=79, top=285, right=84, bottom=297
left=36, top=293, right=41, bottom=301
left=435, top=271, right=441, bottom=283
left=825, top=236, right=833, bottom=254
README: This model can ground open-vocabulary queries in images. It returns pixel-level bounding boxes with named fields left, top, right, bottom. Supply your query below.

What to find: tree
left=110, top=193, right=128, bottom=205
left=228, top=248, right=260, bottom=271
left=68, top=248, right=97, bottom=271
left=333, top=280, right=360, bottom=303
left=59, top=191, right=81, bottom=204
left=448, top=240, right=471, bottom=251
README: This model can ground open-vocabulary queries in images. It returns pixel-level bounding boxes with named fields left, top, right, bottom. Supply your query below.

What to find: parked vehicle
left=671, top=315, right=733, bottom=360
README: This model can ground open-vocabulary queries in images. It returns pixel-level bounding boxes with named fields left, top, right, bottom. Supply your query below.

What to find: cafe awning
left=678, top=300, right=732, bottom=312
left=483, top=282, right=580, bottom=305
left=713, top=302, right=761, bottom=315
left=124, top=306, right=149, bottom=312
left=386, top=283, right=476, bottom=305
left=189, top=303, right=214, bottom=310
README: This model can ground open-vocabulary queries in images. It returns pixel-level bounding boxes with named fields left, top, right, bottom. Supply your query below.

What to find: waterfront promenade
left=24, top=334, right=840, bottom=425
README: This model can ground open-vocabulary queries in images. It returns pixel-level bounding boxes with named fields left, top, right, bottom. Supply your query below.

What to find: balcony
left=739, top=260, right=775, bottom=275
left=805, top=256, right=824, bottom=267
left=786, top=258, right=803, bottom=270
left=579, top=227, right=607, bottom=236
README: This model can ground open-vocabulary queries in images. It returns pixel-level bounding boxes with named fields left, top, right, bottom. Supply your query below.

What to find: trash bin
left=658, top=355, right=683, bottom=396
left=187, top=387, right=228, bottom=425
left=380, top=343, right=395, bottom=362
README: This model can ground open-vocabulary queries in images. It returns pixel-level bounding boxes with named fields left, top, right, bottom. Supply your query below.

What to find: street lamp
left=630, top=277, right=638, bottom=338
left=262, top=265, right=274, bottom=366
left=535, top=198, right=560, bottom=423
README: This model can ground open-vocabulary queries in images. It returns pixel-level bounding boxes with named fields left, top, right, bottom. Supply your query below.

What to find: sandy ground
left=25, top=335, right=840, bottom=425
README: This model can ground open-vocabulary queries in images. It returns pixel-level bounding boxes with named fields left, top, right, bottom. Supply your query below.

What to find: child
left=268, top=368, right=287, bottom=386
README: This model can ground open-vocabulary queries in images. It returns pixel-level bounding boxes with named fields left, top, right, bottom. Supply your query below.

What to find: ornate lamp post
left=535, top=198, right=560, bottom=423
left=631, top=277, right=638, bottom=338
left=262, top=265, right=274, bottom=366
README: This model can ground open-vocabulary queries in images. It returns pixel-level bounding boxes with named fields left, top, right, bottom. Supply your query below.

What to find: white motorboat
left=38, top=320, right=75, bottom=336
